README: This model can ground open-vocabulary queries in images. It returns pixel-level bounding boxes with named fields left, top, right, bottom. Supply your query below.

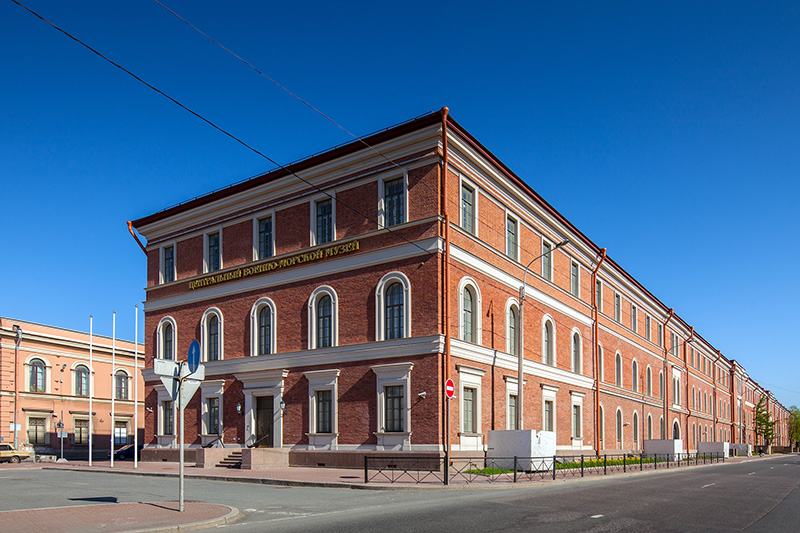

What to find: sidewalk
left=0, top=500, right=239, bottom=533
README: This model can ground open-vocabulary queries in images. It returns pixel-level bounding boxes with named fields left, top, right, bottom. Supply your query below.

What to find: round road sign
left=445, top=378, right=455, bottom=399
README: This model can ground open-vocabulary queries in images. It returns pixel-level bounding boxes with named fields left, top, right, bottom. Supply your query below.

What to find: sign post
left=444, top=378, right=454, bottom=485
left=153, top=340, right=204, bottom=513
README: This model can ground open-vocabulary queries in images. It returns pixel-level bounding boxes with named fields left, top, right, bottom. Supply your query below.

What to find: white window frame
left=378, top=173, right=408, bottom=228
left=570, top=260, right=580, bottom=297
left=614, top=293, right=621, bottom=322
left=459, top=179, right=478, bottom=236
left=252, top=210, right=276, bottom=261
left=541, top=239, right=554, bottom=281
left=372, top=362, right=413, bottom=451
left=505, top=377, right=520, bottom=430
left=113, top=368, right=130, bottom=400
left=598, top=343, right=604, bottom=382
left=375, top=271, right=412, bottom=341
left=505, top=212, right=519, bottom=261
left=570, top=329, right=583, bottom=374
left=310, top=194, right=336, bottom=246
left=541, top=315, right=556, bottom=366
left=156, top=316, right=177, bottom=361
left=203, top=228, right=223, bottom=273
left=596, top=279, right=603, bottom=313
left=615, top=352, right=623, bottom=387
left=249, top=297, right=277, bottom=356
left=308, top=285, right=338, bottom=349
left=155, top=384, right=176, bottom=447
left=541, top=384, right=558, bottom=433
left=458, top=277, right=482, bottom=345
left=631, top=359, right=639, bottom=392
left=159, top=242, right=177, bottom=284
left=25, top=355, right=50, bottom=394
left=571, top=391, right=585, bottom=444
left=672, top=367, right=682, bottom=407
left=200, top=307, right=224, bottom=362
left=631, top=304, right=637, bottom=333
left=632, top=411, right=640, bottom=446
left=616, top=408, right=624, bottom=447
left=598, top=404, right=605, bottom=444
left=71, top=362, right=93, bottom=397
left=505, top=298, right=520, bottom=356
left=304, top=369, right=340, bottom=449
left=200, top=379, right=224, bottom=445
left=458, top=366, right=484, bottom=450
left=646, top=366, right=653, bottom=396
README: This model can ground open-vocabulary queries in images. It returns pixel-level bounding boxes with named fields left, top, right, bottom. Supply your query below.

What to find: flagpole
left=88, top=315, right=93, bottom=467
left=134, top=305, right=139, bottom=469
left=110, top=311, right=116, bottom=468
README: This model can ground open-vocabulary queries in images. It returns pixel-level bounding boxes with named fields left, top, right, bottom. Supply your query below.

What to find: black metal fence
left=364, top=452, right=725, bottom=485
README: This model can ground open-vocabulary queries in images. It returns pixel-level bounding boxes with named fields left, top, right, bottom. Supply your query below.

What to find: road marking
left=701, top=483, right=715, bottom=488
left=591, top=514, right=604, bottom=519
left=748, top=472, right=756, bottom=475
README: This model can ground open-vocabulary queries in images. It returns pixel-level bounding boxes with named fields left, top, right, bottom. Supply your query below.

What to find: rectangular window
left=572, top=405, right=582, bottom=439
left=570, top=261, right=580, bottom=297
left=384, top=385, right=404, bottom=432
left=28, top=417, right=46, bottom=444
left=258, top=217, right=273, bottom=260
left=631, top=304, right=637, bottom=333
left=208, top=397, right=220, bottom=435
left=691, top=348, right=696, bottom=368
left=163, top=401, right=174, bottom=435
left=645, top=315, right=651, bottom=341
left=506, top=216, right=518, bottom=261
left=163, top=246, right=175, bottom=283
left=657, top=324, right=664, bottom=347
left=384, top=177, right=405, bottom=227
left=315, top=199, right=333, bottom=244
left=542, top=241, right=553, bottom=280
left=596, top=280, right=603, bottom=312
left=461, top=183, right=475, bottom=235
left=316, top=390, right=332, bottom=433
left=207, top=232, right=220, bottom=272
left=614, top=293, right=621, bottom=322
left=74, top=419, right=89, bottom=445
left=544, top=400, right=554, bottom=432
left=463, top=387, right=476, bottom=433
left=114, top=422, right=127, bottom=446
left=671, top=333, right=679, bottom=357
left=508, top=395, right=518, bottom=430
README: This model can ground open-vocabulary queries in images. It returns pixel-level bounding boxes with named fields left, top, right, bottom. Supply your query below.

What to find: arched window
left=75, top=364, right=89, bottom=396
left=659, top=371, right=664, bottom=399
left=384, top=282, right=405, bottom=340
left=157, top=317, right=177, bottom=361
left=616, top=409, right=623, bottom=445
left=598, top=344, right=604, bottom=382
left=308, top=286, right=338, bottom=349
left=542, top=319, right=555, bottom=366
left=29, top=358, right=46, bottom=392
left=647, top=414, right=653, bottom=439
left=633, top=412, right=639, bottom=445
left=660, top=416, right=665, bottom=439
left=673, top=420, right=680, bottom=440
left=115, top=370, right=128, bottom=400
left=598, top=405, right=605, bottom=443
left=463, top=287, right=475, bottom=343
left=646, top=367, right=652, bottom=396
left=615, top=353, right=622, bottom=387
left=507, top=304, right=519, bottom=355
left=376, top=272, right=411, bottom=341
left=692, top=386, right=696, bottom=409
left=632, top=360, right=639, bottom=392
left=250, top=297, right=276, bottom=356
left=571, top=331, right=582, bottom=374
left=201, top=308, right=223, bottom=361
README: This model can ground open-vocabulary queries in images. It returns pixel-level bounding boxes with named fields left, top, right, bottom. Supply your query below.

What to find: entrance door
left=255, top=396, right=274, bottom=448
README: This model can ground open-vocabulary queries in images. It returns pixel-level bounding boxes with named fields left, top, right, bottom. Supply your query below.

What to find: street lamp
left=12, top=325, right=22, bottom=449
left=517, top=240, right=569, bottom=430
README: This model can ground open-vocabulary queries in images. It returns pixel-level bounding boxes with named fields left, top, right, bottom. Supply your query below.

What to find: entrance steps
left=215, top=450, right=242, bottom=469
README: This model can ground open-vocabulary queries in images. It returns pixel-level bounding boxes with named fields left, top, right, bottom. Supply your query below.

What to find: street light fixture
left=517, top=240, right=569, bottom=430
left=12, top=325, right=22, bottom=449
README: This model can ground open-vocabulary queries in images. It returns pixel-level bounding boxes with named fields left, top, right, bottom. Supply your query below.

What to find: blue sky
left=2, top=1, right=798, bottom=408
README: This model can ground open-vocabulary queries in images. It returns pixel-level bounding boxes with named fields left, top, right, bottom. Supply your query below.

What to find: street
left=0, top=455, right=797, bottom=532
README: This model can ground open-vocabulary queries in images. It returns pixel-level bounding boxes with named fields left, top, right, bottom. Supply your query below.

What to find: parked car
left=109, top=444, right=143, bottom=460
left=0, top=443, right=30, bottom=463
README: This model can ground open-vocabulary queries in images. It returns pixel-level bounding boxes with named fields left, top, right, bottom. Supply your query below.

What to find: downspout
left=712, top=349, right=722, bottom=442
left=440, top=107, right=451, bottom=459
left=127, top=221, right=147, bottom=254
left=662, top=308, right=674, bottom=438
left=591, top=248, right=607, bottom=456
left=684, top=326, right=694, bottom=449
left=729, top=361, right=735, bottom=443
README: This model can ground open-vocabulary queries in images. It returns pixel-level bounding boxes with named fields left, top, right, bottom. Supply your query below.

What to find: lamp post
left=12, top=325, right=22, bottom=449
left=517, top=240, right=569, bottom=430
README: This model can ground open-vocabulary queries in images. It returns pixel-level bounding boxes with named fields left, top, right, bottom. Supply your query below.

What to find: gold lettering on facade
left=188, top=240, right=360, bottom=290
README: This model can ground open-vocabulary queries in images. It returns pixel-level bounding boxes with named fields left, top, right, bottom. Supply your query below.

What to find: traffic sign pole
left=179, top=369, right=185, bottom=513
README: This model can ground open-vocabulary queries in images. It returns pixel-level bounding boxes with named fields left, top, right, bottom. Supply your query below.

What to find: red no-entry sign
left=445, top=378, right=455, bottom=399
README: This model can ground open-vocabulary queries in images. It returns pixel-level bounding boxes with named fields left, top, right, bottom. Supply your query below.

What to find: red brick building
left=131, top=109, right=791, bottom=464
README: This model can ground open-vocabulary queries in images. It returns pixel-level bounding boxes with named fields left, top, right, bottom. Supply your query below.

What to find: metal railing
left=364, top=452, right=725, bottom=485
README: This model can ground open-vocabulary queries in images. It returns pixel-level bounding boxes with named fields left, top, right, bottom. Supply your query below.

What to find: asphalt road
left=1, top=455, right=797, bottom=532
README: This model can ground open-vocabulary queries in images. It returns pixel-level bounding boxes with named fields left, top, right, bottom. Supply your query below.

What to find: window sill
left=458, top=432, right=483, bottom=438
left=374, top=431, right=411, bottom=437
left=306, top=432, right=339, bottom=437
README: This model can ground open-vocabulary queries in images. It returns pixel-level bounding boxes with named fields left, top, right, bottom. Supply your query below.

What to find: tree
left=754, top=396, right=775, bottom=453
left=789, top=406, right=800, bottom=451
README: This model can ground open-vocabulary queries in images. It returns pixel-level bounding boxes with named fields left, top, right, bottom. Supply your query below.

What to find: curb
left=130, top=504, right=241, bottom=533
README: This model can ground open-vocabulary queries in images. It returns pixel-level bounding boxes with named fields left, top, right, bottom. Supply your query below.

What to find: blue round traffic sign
left=188, top=340, right=200, bottom=373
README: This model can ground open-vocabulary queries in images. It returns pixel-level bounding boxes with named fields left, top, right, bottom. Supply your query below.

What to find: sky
left=1, top=1, right=798, bottom=408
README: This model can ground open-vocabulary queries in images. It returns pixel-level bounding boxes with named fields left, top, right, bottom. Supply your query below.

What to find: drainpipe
left=684, top=326, right=694, bottom=450
left=729, top=362, right=735, bottom=444
left=440, top=107, right=451, bottom=460
left=127, top=221, right=147, bottom=254
left=591, top=248, right=606, bottom=456
left=662, top=308, right=674, bottom=438
left=712, top=349, right=722, bottom=442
